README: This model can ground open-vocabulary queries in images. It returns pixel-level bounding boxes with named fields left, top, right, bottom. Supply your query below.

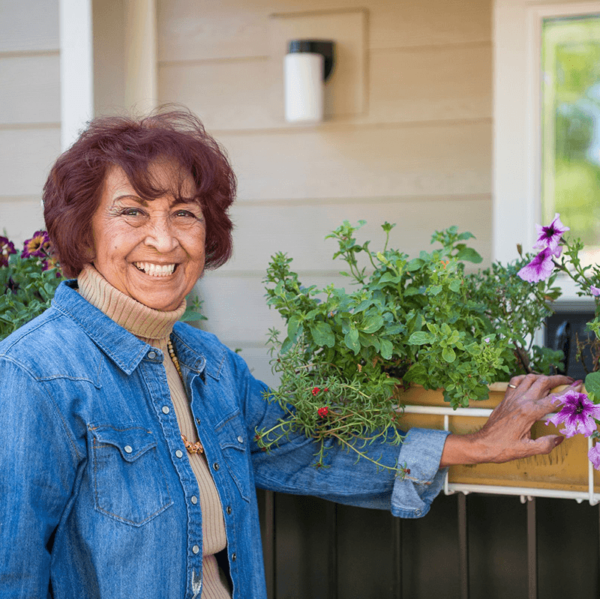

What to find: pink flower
left=546, top=390, right=600, bottom=438
left=534, top=213, right=569, bottom=252
left=591, top=285, right=600, bottom=297
left=589, top=443, right=600, bottom=470
left=0, top=236, right=16, bottom=268
left=517, top=247, right=559, bottom=283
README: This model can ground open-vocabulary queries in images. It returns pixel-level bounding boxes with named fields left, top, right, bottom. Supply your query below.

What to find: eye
left=174, top=209, right=203, bottom=220
left=121, top=207, right=144, bottom=217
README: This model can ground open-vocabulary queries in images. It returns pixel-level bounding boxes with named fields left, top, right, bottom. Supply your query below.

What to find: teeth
left=134, top=262, right=176, bottom=277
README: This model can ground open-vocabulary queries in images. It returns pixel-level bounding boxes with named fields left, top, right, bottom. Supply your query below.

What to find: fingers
left=529, top=374, right=575, bottom=396
left=527, top=434, right=564, bottom=456
left=529, top=381, right=583, bottom=418
left=508, top=374, right=528, bottom=388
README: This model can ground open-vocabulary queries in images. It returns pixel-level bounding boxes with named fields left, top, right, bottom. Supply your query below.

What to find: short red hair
left=43, top=109, right=236, bottom=278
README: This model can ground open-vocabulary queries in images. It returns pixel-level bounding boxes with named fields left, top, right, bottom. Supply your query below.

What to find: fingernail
left=555, top=437, right=564, bottom=447
left=572, top=380, right=583, bottom=386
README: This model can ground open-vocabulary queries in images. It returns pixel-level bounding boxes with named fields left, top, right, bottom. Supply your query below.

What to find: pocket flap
left=90, top=425, right=157, bottom=462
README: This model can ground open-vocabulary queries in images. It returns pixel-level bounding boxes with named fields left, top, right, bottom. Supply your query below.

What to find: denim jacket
left=0, top=281, right=449, bottom=599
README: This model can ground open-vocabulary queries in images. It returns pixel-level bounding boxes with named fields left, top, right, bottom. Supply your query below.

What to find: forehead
left=102, top=160, right=196, bottom=199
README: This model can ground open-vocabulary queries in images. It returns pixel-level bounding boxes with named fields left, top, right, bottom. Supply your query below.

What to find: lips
left=133, top=262, right=177, bottom=277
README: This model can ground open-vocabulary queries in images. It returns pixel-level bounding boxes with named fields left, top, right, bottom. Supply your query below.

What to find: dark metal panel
left=527, top=499, right=537, bottom=599
left=393, top=518, right=402, bottom=599
left=458, top=493, right=470, bottom=599
left=336, top=504, right=396, bottom=599
left=536, top=497, right=599, bottom=598
left=327, top=502, right=337, bottom=599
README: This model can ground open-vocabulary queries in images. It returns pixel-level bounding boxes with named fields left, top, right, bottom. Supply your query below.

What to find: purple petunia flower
left=591, top=285, right=600, bottom=297
left=0, top=236, right=16, bottom=268
left=517, top=247, right=559, bottom=283
left=546, top=390, right=600, bottom=438
left=534, top=213, right=569, bottom=252
left=589, top=443, right=600, bottom=470
left=22, top=230, right=51, bottom=259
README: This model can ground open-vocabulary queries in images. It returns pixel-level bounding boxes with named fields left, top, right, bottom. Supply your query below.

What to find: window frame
left=493, top=0, right=600, bottom=307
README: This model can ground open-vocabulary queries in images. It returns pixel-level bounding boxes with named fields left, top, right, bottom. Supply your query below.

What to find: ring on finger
left=508, top=383, right=517, bottom=389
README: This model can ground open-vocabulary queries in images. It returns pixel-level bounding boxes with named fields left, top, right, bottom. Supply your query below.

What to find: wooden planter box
left=395, top=383, right=600, bottom=502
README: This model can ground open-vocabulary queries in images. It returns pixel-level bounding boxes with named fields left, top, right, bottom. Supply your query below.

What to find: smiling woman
left=0, top=108, right=577, bottom=599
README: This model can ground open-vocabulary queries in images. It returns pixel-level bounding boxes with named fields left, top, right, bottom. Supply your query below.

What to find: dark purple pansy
left=0, top=236, right=17, bottom=268
left=22, top=230, right=51, bottom=259
left=534, top=213, right=569, bottom=252
left=546, top=390, right=600, bottom=438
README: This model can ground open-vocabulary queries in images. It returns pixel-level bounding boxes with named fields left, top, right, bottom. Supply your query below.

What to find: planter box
left=396, top=383, right=600, bottom=503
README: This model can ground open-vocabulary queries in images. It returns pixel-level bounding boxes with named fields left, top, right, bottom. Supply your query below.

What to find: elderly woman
left=0, top=111, right=575, bottom=598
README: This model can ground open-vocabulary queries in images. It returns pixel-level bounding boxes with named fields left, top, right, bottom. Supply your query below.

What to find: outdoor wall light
left=284, top=39, right=335, bottom=123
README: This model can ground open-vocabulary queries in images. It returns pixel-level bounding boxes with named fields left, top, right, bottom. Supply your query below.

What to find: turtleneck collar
left=77, top=264, right=186, bottom=342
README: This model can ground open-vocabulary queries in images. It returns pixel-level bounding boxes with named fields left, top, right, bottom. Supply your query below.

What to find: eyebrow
left=113, top=194, right=199, bottom=207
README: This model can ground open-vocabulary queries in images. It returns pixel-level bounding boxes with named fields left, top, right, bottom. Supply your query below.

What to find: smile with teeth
left=134, top=262, right=177, bottom=277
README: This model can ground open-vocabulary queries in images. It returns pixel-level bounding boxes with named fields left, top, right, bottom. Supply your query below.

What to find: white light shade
left=284, top=53, right=324, bottom=123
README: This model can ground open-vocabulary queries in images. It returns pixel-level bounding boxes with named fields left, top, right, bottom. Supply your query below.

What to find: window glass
left=542, top=15, right=600, bottom=263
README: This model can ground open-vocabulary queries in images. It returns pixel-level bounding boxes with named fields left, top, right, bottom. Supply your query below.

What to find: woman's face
left=90, top=162, right=206, bottom=311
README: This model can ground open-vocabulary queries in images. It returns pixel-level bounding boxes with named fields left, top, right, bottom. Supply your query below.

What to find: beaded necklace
left=167, top=339, right=204, bottom=455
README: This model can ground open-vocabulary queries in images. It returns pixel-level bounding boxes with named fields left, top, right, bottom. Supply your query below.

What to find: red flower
left=318, top=407, right=329, bottom=418
left=324, top=387, right=329, bottom=392
left=312, top=387, right=320, bottom=396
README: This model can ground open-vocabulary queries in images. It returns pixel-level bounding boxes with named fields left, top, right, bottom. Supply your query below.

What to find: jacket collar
left=52, top=281, right=220, bottom=379
left=52, top=280, right=149, bottom=375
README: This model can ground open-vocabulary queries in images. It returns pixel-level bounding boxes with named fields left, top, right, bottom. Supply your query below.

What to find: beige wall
left=0, top=0, right=61, bottom=245
left=157, top=0, right=493, bottom=384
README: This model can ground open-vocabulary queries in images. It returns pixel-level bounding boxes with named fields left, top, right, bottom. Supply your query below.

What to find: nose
left=143, top=216, right=179, bottom=253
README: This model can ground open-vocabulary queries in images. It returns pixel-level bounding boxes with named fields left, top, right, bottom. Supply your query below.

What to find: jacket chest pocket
left=89, top=424, right=173, bottom=526
left=215, top=413, right=252, bottom=503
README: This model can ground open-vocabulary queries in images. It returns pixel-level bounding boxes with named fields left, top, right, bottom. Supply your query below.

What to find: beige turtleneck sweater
left=78, top=265, right=230, bottom=599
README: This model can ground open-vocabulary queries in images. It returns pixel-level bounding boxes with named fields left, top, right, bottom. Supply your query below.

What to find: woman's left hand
left=439, top=374, right=578, bottom=468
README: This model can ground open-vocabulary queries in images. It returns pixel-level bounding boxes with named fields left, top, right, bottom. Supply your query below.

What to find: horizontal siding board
left=158, top=59, right=276, bottom=130
left=158, top=0, right=491, bottom=62
left=0, top=129, right=61, bottom=196
left=0, top=0, right=59, bottom=53
left=160, top=44, right=490, bottom=131
left=224, top=196, right=492, bottom=273
left=217, top=121, right=491, bottom=201
left=368, top=44, right=492, bottom=123
left=0, top=55, right=60, bottom=125
left=0, top=198, right=45, bottom=245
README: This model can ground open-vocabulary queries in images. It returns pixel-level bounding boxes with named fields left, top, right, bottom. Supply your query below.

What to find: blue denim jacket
left=0, top=281, right=449, bottom=599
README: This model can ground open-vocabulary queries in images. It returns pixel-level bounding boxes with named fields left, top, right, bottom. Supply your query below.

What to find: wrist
left=439, top=432, right=490, bottom=468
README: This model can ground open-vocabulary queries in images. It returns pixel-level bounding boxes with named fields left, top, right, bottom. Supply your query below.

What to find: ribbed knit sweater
left=78, top=265, right=230, bottom=599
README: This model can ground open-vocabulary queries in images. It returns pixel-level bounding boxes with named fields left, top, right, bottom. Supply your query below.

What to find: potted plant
left=259, top=217, right=600, bottom=496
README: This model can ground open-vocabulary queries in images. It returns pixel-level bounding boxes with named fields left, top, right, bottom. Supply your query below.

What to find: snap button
left=237, top=436, right=244, bottom=444
left=124, top=445, right=133, bottom=454
left=148, top=351, right=157, bottom=360
left=213, top=462, right=220, bottom=471
left=226, top=506, right=232, bottom=515
left=231, top=553, right=237, bottom=562
left=162, top=406, right=170, bottom=414
left=176, top=450, right=184, bottom=458
left=191, top=496, right=198, bottom=505
left=192, top=545, right=200, bottom=555
left=195, top=418, right=201, bottom=425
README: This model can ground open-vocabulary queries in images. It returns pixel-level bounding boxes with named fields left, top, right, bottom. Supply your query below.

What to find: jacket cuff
left=391, top=428, right=451, bottom=519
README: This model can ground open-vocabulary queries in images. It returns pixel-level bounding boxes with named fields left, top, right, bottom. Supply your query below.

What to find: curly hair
left=43, top=109, right=236, bottom=278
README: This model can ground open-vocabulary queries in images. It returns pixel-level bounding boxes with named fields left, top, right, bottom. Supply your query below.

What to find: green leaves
left=263, top=220, right=561, bottom=412
left=586, top=371, right=600, bottom=402
left=310, top=322, right=335, bottom=347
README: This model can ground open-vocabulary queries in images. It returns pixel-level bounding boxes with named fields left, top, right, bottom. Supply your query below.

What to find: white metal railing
left=402, top=404, right=600, bottom=505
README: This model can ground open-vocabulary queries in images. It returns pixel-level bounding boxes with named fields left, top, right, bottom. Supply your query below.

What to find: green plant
left=258, top=221, right=563, bottom=470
